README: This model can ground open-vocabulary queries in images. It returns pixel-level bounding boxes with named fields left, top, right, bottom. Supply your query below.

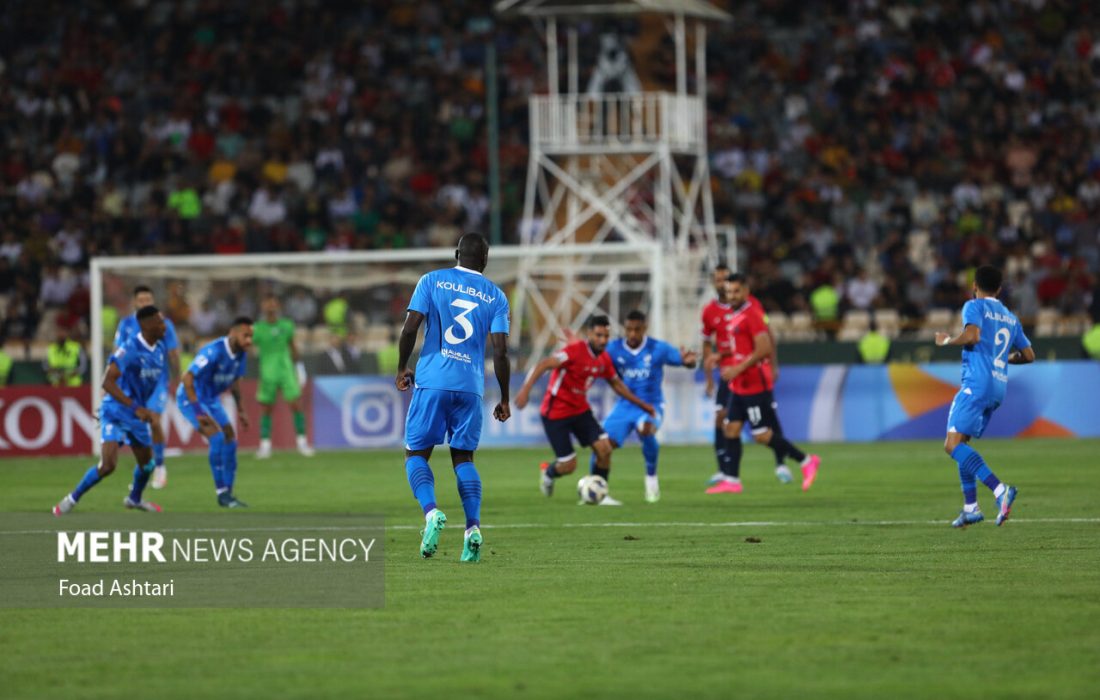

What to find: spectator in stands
left=286, top=289, right=319, bottom=328
left=846, top=268, right=880, bottom=311
left=44, top=324, right=86, bottom=387
left=317, top=331, right=361, bottom=375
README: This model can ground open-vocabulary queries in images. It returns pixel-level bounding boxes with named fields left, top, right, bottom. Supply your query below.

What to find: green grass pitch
left=1, top=438, right=1098, bottom=699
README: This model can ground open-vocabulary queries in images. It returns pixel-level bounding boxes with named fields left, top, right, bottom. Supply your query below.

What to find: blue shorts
left=604, top=401, right=664, bottom=447
left=404, top=388, right=483, bottom=452
left=147, top=380, right=170, bottom=415
left=946, top=388, right=1000, bottom=439
left=100, top=409, right=152, bottom=447
left=177, top=393, right=231, bottom=430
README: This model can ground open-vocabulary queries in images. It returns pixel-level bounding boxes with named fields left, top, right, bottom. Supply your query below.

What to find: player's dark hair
left=231, top=316, right=254, bottom=327
left=587, top=315, right=611, bottom=329
left=136, top=305, right=160, bottom=321
left=625, top=310, right=647, bottom=323
left=975, top=265, right=1002, bottom=294
left=456, top=232, right=490, bottom=270
left=714, top=262, right=729, bottom=273
left=726, top=272, right=746, bottom=285
left=133, top=285, right=153, bottom=297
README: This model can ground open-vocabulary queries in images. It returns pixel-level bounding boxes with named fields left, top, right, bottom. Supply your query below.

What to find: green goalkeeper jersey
left=253, top=317, right=296, bottom=381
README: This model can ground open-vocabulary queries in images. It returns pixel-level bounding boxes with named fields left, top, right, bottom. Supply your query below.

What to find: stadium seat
left=873, top=309, right=901, bottom=339
left=1036, top=308, right=1059, bottom=337
left=766, top=311, right=790, bottom=338
left=838, top=310, right=871, bottom=341
left=787, top=311, right=816, bottom=341
left=921, top=309, right=954, bottom=339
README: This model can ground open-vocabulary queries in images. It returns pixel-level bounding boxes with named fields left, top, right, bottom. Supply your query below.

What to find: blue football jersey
left=959, top=297, right=1031, bottom=402
left=407, top=265, right=510, bottom=396
left=606, top=337, right=683, bottom=405
left=102, top=333, right=168, bottom=414
left=184, top=337, right=247, bottom=403
left=116, top=313, right=179, bottom=352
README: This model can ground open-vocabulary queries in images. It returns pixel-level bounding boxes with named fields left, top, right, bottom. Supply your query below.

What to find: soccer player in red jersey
left=700, top=264, right=736, bottom=482
left=515, top=315, right=655, bottom=504
left=702, top=265, right=789, bottom=484
left=706, top=274, right=820, bottom=494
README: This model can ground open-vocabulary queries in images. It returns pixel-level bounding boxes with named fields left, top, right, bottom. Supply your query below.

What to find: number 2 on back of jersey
left=444, top=299, right=479, bottom=344
left=992, top=327, right=1011, bottom=369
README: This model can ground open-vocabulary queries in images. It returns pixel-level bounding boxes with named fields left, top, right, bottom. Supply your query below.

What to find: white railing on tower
left=530, top=92, right=704, bottom=153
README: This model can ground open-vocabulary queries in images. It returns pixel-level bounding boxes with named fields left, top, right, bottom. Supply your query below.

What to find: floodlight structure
left=496, top=0, right=730, bottom=354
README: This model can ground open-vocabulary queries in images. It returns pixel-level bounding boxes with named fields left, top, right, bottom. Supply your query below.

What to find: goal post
left=89, top=242, right=673, bottom=421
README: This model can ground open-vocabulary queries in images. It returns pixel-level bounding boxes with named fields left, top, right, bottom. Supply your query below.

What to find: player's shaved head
left=456, top=233, right=490, bottom=272
left=136, top=305, right=167, bottom=342
left=975, top=265, right=1003, bottom=295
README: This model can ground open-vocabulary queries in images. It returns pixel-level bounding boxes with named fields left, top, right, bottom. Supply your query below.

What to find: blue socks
left=405, top=456, right=436, bottom=514
left=129, top=460, right=155, bottom=503
left=641, top=434, right=659, bottom=476
left=153, top=441, right=165, bottom=468
left=454, top=462, right=482, bottom=530
left=952, top=443, right=1000, bottom=505
left=208, top=432, right=227, bottom=493
left=71, top=465, right=102, bottom=502
left=222, top=439, right=238, bottom=491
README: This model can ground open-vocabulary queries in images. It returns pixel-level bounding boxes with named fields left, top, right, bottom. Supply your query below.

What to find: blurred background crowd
left=2, top=0, right=1099, bottom=382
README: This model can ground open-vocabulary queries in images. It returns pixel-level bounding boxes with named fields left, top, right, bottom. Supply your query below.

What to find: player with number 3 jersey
left=397, top=233, right=512, bottom=562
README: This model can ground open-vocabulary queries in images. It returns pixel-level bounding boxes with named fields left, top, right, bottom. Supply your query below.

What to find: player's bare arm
left=679, top=347, right=699, bottom=368
left=514, top=355, right=563, bottom=409
left=395, top=310, right=425, bottom=391
left=607, top=375, right=655, bottom=417
left=935, top=324, right=980, bottom=347
left=1008, top=346, right=1036, bottom=365
left=491, top=332, right=511, bottom=422
left=168, top=348, right=180, bottom=383
left=231, top=379, right=248, bottom=430
left=720, top=331, right=772, bottom=381
left=182, top=371, right=216, bottom=432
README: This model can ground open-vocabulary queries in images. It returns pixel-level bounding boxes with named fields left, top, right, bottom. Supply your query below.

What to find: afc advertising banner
left=311, top=361, right=1100, bottom=450
left=0, top=380, right=308, bottom=457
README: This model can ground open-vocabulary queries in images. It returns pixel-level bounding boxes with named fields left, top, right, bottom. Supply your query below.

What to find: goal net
left=90, top=242, right=683, bottom=406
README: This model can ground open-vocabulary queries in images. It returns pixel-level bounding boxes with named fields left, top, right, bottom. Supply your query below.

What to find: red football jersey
left=725, top=302, right=774, bottom=395
left=540, top=340, right=616, bottom=420
left=701, top=299, right=736, bottom=367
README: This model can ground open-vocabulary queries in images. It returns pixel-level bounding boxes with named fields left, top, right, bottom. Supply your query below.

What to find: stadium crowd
left=1, top=0, right=1099, bottom=357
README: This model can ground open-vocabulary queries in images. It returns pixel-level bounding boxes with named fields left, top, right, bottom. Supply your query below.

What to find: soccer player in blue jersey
left=177, top=317, right=254, bottom=508
left=115, top=285, right=180, bottom=490
left=603, top=310, right=697, bottom=503
left=53, top=306, right=169, bottom=515
left=396, top=233, right=510, bottom=562
left=935, top=265, right=1034, bottom=528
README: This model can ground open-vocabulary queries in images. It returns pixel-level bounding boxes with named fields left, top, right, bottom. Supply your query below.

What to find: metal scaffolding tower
left=496, top=0, right=731, bottom=358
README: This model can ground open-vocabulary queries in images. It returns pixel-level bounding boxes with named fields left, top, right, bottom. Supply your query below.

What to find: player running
left=253, top=294, right=314, bottom=458
left=936, top=265, right=1033, bottom=528
left=515, top=315, right=655, bottom=506
left=603, top=310, right=697, bottom=503
left=397, top=233, right=511, bottom=562
left=701, top=265, right=790, bottom=484
left=177, top=317, right=254, bottom=508
left=53, top=306, right=168, bottom=515
left=114, top=285, right=180, bottom=490
left=708, top=274, right=820, bottom=494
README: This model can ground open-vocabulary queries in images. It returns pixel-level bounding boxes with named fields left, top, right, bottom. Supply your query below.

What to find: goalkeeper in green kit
left=254, top=294, right=315, bottom=458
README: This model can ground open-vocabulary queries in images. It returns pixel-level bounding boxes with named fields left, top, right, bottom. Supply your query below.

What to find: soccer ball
left=577, top=475, right=609, bottom=505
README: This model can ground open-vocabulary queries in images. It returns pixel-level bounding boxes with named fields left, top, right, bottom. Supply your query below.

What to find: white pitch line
left=2, top=517, right=1098, bottom=536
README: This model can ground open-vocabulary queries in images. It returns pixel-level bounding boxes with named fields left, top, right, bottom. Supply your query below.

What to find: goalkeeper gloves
left=296, top=361, right=308, bottom=385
